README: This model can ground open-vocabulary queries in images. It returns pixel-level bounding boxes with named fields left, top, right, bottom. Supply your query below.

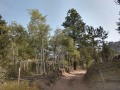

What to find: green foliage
left=6, top=65, right=18, bottom=78
left=80, top=47, right=93, bottom=69
left=0, top=8, right=110, bottom=79
left=101, top=43, right=115, bottom=62
left=0, top=15, right=9, bottom=65
left=28, top=9, right=50, bottom=58
left=28, top=9, right=51, bottom=74
left=62, top=8, right=85, bottom=42
left=85, top=26, right=108, bottom=62
left=6, top=64, right=31, bottom=79
left=116, top=16, right=120, bottom=33
left=9, top=22, right=28, bottom=61
left=49, top=28, right=63, bottom=53
left=28, top=9, right=50, bottom=41
left=0, top=67, right=6, bottom=84
left=115, top=0, right=120, bottom=33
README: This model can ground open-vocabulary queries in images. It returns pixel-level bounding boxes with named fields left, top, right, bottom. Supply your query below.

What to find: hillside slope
left=85, top=61, right=120, bottom=90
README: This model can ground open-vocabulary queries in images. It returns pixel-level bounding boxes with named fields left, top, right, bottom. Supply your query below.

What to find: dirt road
left=51, top=70, right=92, bottom=90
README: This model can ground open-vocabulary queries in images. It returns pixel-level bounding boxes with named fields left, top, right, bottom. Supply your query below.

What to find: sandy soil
left=49, top=70, right=92, bottom=90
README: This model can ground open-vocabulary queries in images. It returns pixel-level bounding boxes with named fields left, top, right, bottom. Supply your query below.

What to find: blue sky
left=0, top=0, right=120, bottom=42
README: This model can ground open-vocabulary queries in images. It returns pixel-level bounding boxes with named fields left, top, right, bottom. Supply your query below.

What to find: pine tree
left=0, top=15, right=9, bottom=66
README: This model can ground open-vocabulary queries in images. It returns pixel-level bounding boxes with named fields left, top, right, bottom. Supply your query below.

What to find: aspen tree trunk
left=35, top=47, right=39, bottom=74
left=43, top=39, right=46, bottom=74
left=24, top=62, right=25, bottom=71
left=12, top=43, right=15, bottom=66
left=41, top=39, right=43, bottom=74
left=27, top=61, right=29, bottom=71
left=54, top=52, right=56, bottom=70
left=23, top=53, right=26, bottom=71
left=67, top=51, right=69, bottom=67
left=40, top=48, right=42, bottom=74
left=36, top=61, right=38, bottom=75
left=62, top=53, right=65, bottom=69
left=18, top=67, right=21, bottom=85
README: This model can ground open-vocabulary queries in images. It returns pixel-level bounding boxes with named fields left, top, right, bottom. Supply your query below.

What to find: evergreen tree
left=0, top=15, right=9, bottom=66
left=62, top=8, right=85, bottom=43
left=101, top=43, right=114, bottom=62
left=116, top=0, right=120, bottom=33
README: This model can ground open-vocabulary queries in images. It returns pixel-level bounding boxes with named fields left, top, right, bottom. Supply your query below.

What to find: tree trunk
left=18, top=67, right=21, bottom=85
left=40, top=48, right=43, bottom=74
left=12, top=43, right=15, bottom=66
left=42, top=39, right=46, bottom=74
left=73, top=61, right=77, bottom=70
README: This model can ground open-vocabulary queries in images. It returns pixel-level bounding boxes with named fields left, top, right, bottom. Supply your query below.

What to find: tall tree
left=49, top=29, right=63, bottom=70
left=0, top=15, right=9, bottom=66
left=116, top=17, right=120, bottom=33
left=85, top=26, right=108, bottom=62
left=9, top=22, right=27, bottom=65
left=101, top=43, right=113, bottom=62
left=62, top=8, right=85, bottom=69
left=97, top=26, right=108, bottom=41
left=28, top=9, right=50, bottom=74
left=116, top=0, right=120, bottom=33
left=62, top=8, right=85, bottom=44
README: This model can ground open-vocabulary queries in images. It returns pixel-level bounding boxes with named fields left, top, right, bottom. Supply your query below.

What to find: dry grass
left=0, top=80, right=38, bottom=90
left=84, top=61, right=120, bottom=90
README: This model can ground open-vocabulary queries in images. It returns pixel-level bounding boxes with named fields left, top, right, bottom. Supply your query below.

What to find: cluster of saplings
left=0, top=8, right=115, bottom=83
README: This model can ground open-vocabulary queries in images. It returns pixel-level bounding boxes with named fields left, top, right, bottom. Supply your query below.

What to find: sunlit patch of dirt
left=50, top=70, right=92, bottom=90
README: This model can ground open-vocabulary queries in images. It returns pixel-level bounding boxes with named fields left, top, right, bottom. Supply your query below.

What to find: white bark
left=18, top=67, right=21, bottom=85
left=12, top=43, right=15, bottom=65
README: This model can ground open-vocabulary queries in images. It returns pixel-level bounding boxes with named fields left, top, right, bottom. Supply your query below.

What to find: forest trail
left=51, top=70, right=92, bottom=90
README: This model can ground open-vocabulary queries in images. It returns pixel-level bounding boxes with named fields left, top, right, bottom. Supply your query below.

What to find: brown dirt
left=49, top=70, right=92, bottom=90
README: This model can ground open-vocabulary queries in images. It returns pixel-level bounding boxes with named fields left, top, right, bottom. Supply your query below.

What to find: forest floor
left=50, top=70, right=92, bottom=90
